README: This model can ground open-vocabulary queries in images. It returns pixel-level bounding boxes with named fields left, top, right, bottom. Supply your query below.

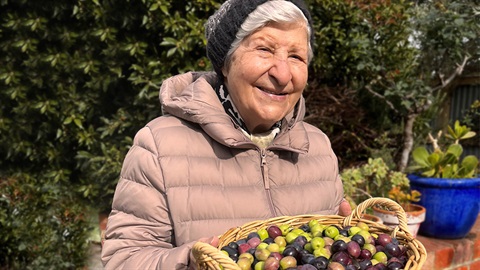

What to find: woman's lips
left=257, top=86, right=287, bottom=96
left=256, top=86, right=288, bottom=102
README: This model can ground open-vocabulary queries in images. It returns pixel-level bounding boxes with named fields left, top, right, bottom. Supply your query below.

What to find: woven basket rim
left=193, top=197, right=427, bottom=270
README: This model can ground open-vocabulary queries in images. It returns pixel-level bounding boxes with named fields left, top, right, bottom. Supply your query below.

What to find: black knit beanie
left=205, top=0, right=314, bottom=77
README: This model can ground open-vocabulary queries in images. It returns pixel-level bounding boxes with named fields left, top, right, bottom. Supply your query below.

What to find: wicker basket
left=193, top=197, right=427, bottom=270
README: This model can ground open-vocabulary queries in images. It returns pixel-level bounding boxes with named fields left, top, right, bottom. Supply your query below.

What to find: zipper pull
left=261, top=149, right=270, bottom=190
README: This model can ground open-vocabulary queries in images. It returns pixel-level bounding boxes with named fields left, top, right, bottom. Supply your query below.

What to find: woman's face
left=222, top=21, right=309, bottom=134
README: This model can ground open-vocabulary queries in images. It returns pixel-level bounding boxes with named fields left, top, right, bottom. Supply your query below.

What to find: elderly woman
left=101, top=0, right=350, bottom=269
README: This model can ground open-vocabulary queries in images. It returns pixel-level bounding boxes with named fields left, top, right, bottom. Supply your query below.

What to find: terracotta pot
left=361, top=213, right=383, bottom=224
left=372, top=203, right=426, bottom=238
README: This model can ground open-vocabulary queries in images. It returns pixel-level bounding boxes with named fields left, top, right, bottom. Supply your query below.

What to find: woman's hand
left=197, top=236, right=220, bottom=247
left=338, top=198, right=352, bottom=217
left=189, top=236, right=220, bottom=270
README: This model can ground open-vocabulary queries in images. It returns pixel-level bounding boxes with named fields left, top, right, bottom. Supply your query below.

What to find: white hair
left=225, top=0, right=313, bottom=67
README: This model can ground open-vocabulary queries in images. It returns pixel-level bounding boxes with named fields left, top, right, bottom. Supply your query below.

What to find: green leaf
left=63, top=117, right=72, bottom=125
left=446, top=144, right=463, bottom=158
left=460, top=131, right=476, bottom=140
left=427, top=152, right=442, bottom=167
left=412, top=147, right=430, bottom=167
left=149, top=3, right=158, bottom=11
left=160, top=5, right=169, bottom=15
left=160, top=37, right=177, bottom=46
left=422, top=168, right=436, bottom=177
left=167, top=47, right=176, bottom=58
left=461, top=155, right=479, bottom=176
left=442, top=165, right=455, bottom=178
left=73, top=118, right=83, bottom=129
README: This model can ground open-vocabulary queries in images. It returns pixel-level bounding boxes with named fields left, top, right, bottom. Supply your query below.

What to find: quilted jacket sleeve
left=101, top=126, right=194, bottom=270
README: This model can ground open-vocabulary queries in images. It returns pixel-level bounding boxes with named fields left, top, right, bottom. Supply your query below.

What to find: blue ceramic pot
left=408, top=174, right=480, bottom=239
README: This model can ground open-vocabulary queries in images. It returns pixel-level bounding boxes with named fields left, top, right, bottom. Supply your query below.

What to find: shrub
left=0, top=176, right=92, bottom=269
left=0, top=0, right=219, bottom=268
left=340, top=157, right=418, bottom=208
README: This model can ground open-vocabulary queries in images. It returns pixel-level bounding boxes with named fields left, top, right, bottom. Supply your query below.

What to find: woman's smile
left=256, top=86, right=288, bottom=99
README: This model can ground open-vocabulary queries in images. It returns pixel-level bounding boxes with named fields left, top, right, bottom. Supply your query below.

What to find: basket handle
left=343, top=197, right=413, bottom=239
left=192, top=241, right=241, bottom=270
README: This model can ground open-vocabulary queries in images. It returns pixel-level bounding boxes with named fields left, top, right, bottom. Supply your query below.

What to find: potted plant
left=341, top=158, right=426, bottom=237
left=408, top=120, right=480, bottom=239
left=371, top=185, right=425, bottom=237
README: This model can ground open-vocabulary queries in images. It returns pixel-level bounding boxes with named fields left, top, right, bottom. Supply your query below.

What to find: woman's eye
left=290, top=54, right=305, bottom=62
left=258, top=47, right=272, bottom=53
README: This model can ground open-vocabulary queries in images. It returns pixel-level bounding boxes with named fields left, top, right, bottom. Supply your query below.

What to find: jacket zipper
left=260, top=149, right=277, bottom=216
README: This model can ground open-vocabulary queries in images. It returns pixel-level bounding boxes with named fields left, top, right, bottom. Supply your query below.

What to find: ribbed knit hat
left=205, top=0, right=314, bottom=76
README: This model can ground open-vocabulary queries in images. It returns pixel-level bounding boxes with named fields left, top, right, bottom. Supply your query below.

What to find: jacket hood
left=159, top=71, right=309, bottom=152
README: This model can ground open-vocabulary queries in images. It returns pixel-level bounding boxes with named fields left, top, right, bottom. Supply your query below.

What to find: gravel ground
left=87, top=242, right=104, bottom=270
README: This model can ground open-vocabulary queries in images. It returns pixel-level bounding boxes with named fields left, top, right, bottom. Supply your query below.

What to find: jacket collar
left=159, top=72, right=309, bottom=153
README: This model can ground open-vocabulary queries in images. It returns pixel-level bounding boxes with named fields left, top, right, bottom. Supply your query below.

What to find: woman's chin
left=246, top=115, right=283, bottom=132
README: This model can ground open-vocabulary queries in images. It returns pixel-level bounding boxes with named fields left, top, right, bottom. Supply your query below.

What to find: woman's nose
left=268, top=56, right=292, bottom=86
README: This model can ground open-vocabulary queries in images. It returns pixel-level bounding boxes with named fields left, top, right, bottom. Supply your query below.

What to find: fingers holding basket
left=191, top=236, right=223, bottom=270
left=338, top=198, right=352, bottom=217
left=198, top=236, right=220, bottom=248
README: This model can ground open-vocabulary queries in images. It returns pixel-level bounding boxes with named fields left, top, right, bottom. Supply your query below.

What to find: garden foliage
left=0, top=0, right=217, bottom=268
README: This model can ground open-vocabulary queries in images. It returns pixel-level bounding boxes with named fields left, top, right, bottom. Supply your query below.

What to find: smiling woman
left=101, top=1, right=351, bottom=269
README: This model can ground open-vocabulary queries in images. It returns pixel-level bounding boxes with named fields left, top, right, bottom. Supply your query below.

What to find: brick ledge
left=417, top=215, right=480, bottom=269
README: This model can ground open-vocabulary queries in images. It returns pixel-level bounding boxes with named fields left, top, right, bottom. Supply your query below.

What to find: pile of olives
left=220, top=220, right=409, bottom=270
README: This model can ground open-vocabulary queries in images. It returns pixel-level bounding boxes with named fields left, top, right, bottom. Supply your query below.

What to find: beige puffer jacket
left=101, top=72, right=344, bottom=269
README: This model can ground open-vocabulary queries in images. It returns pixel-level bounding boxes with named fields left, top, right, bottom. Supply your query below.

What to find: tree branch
left=365, top=85, right=400, bottom=114
left=432, top=56, right=471, bottom=92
